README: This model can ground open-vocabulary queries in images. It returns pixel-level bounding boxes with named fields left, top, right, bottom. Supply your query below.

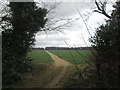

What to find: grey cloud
left=49, top=2, right=95, bottom=17
left=35, top=39, right=67, bottom=47
left=34, top=1, right=115, bottom=47
left=35, top=33, right=70, bottom=47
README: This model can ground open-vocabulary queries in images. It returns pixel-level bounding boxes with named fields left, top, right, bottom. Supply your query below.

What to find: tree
left=2, top=2, right=47, bottom=85
left=90, top=1, right=120, bottom=88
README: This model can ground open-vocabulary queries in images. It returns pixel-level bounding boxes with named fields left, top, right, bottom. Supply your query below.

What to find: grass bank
left=6, top=64, right=64, bottom=88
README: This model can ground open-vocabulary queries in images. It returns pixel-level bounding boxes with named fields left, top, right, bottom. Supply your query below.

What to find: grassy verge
left=5, top=50, right=64, bottom=88
left=28, top=50, right=53, bottom=64
left=59, top=66, right=76, bottom=88
left=54, top=64, right=89, bottom=88
left=48, top=50, right=92, bottom=64
left=63, top=64, right=98, bottom=88
left=6, top=64, right=64, bottom=88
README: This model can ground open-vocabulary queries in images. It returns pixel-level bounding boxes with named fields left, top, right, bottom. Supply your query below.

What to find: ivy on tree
left=2, top=2, right=47, bottom=85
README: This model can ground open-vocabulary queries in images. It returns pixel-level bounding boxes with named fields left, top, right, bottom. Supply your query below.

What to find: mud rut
left=45, top=50, right=73, bottom=88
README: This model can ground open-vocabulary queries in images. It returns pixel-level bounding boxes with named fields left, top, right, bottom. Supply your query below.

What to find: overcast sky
left=0, top=0, right=117, bottom=47
left=35, top=0, right=116, bottom=48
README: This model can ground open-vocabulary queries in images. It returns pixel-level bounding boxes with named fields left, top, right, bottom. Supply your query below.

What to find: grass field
left=28, top=49, right=92, bottom=64
left=28, top=50, right=53, bottom=63
left=48, top=50, right=92, bottom=64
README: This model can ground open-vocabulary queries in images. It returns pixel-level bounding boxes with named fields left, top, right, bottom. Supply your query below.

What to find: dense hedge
left=2, top=2, right=47, bottom=85
left=90, top=1, right=120, bottom=88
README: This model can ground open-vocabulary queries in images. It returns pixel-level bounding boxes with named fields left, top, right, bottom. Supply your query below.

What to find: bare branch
left=94, top=0, right=111, bottom=19
left=64, top=41, right=80, bottom=72
left=46, top=1, right=62, bottom=14
left=36, top=1, right=79, bottom=34
left=76, top=8, right=92, bottom=36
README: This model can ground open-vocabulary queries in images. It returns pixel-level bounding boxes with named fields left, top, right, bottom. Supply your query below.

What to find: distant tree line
left=33, top=47, right=92, bottom=50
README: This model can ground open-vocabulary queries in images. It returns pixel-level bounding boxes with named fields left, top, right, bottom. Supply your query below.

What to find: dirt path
left=45, top=50, right=73, bottom=88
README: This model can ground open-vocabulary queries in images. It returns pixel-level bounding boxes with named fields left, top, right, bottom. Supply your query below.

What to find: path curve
left=45, top=50, right=73, bottom=67
left=45, top=50, right=73, bottom=88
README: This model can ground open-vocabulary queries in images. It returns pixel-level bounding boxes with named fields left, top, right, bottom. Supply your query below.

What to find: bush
left=90, top=1, right=120, bottom=88
left=2, top=2, right=47, bottom=86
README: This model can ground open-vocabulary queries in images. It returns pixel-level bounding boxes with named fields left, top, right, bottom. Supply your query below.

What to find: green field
left=28, top=50, right=53, bottom=63
left=28, top=49, right=92, bottom=64
left=48, top=50, right=92, bottom=64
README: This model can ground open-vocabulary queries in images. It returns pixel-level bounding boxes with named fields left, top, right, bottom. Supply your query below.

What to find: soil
left=45, top=50, right=73, bottom=88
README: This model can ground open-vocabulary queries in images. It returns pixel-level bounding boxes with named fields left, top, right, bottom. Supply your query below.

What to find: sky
left=0, top=0, right=117, bottom=47
left=34, top=0, right=116, bottom=48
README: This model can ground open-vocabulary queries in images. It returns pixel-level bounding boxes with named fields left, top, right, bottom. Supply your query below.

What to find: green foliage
left=28, top=50, right=53, bottom=63
left=2, top=2, right=47, bottom=85
left=64, top=65, right=98, bottom=88
left=4, top=64, right=63, bottom=88
left=48, top=50, right=92, bottom=64
left=90, top=1, right=120, bottom=88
